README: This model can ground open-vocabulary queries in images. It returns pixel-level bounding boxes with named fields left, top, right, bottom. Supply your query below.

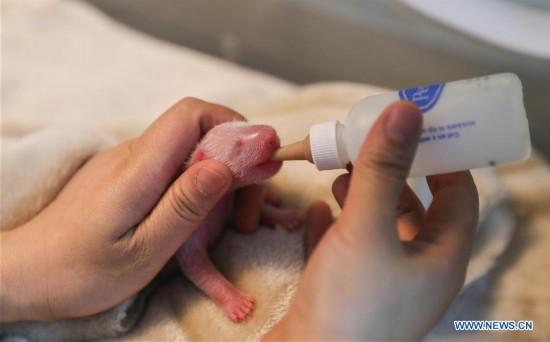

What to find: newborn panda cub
left=176, top=121, right=301, bottom=322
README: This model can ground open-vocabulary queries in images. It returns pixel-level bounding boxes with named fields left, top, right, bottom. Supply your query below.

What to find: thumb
left=340, top=101, right=422, bottom=247
left=133, top=159, right=232, bottom=259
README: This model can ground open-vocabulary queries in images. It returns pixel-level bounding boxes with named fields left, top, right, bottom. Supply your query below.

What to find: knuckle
left=177, top=96, right=203, bottom=108
left=177, top=97, right=245, bottom=127
left=359, top=147, right=412, bottom=180
left=174, top=97, right=206, bottom=120
left=168, top=181, right=207, bottom=224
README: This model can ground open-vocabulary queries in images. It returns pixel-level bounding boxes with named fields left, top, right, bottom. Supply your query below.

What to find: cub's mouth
left=252, top=138, right=282, bottom=173
left=253, top=160, right=283, bottom=175
left=251, top=136, right=281, bottom=165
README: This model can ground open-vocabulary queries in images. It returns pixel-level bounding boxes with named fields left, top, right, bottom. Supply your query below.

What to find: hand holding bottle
left=265, top=101, right=479, bottom=340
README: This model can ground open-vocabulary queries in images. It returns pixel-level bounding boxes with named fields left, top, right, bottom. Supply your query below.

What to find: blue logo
left=398, top=83, right=445, bottom=113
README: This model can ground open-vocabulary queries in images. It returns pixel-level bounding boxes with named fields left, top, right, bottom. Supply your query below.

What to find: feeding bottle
left=271, top=73, right=531, bottom=177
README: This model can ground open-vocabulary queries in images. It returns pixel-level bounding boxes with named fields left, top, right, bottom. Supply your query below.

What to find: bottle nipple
left=271, top=136, right=313, bottom=163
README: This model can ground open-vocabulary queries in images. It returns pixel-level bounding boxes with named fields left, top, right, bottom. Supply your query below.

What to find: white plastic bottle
left=272, top=73, right=531, bottom=177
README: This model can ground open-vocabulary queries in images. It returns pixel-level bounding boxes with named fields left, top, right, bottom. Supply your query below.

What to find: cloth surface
left=2, top=0, right=549, bottom=341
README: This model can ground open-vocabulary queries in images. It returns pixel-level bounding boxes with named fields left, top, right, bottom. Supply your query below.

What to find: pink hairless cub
left=176, top=121, right=302, bottom=322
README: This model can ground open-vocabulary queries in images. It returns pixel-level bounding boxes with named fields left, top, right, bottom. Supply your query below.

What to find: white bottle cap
left=309, top=121, right=345, bottom=170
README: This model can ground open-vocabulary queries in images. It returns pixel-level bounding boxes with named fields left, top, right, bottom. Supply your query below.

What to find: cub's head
left=188, top=122, right=282, bottom=188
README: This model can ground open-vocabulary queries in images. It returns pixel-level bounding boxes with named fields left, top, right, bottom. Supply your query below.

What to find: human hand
left=266, top=101, right=479, bottom=340
left=0, top=98, right=243, bottom=322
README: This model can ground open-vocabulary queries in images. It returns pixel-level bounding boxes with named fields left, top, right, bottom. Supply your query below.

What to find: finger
left=130, top=97, right=244, bottom=197
left=131, top=159, right=233, bottom=264
left=422, top=171, right=479, bottom=260
left=140, top=97, right=245, bottom=161
left=304, top=201, right=333, bottom=257
left=331, top=173, right=351, bottom=208
left=341, top=101, right=422, bottom=246
left=233, top=184, right=267, bottom=234
left=396, top=184, right=426, bottom=241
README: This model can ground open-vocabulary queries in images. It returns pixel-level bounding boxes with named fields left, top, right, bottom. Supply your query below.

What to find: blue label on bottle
left=398, top=83, right=445, bottom=113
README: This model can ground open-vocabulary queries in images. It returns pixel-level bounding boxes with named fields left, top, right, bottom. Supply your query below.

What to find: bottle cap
left=310, top=121, right=344, bottom=170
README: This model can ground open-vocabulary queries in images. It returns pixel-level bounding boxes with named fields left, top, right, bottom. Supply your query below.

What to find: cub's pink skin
left=176, top=121, right=301, bottom=322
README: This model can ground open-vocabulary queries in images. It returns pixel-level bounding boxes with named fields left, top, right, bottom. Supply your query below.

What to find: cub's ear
left=194, top=150, right=205, bottom=162
left=188, top=149, right=205, bottom=167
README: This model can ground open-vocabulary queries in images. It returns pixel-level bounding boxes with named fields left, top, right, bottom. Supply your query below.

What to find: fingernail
left=195, top=166, right=230, bottom=196
left=385, top=103, right=421, bottom=143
